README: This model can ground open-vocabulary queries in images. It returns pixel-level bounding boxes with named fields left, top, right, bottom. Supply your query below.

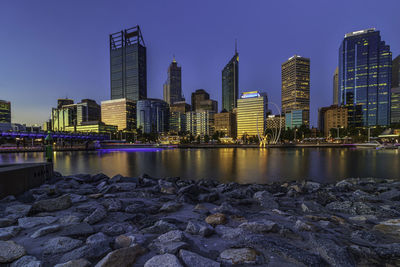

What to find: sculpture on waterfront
left=256, top=102, right=282, bottom=147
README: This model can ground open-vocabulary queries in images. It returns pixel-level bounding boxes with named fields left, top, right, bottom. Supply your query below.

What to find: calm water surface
left=1, top=148, right=399, bottom=183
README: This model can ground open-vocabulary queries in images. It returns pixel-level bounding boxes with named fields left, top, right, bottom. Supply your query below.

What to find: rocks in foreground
left=0, top=173, right=400, bottom=265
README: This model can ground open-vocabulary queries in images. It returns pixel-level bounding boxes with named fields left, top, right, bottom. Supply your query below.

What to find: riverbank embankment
left=1, top=173, right=400, bottom=266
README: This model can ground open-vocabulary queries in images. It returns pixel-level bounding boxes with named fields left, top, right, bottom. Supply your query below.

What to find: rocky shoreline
left=1, top=173, right=400, bottom=266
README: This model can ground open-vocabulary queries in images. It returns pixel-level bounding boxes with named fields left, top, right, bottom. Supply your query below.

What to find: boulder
left=0, top=226, right=22, bottom=240
left=141, top=220, right=178, bottom=234
left=18, top=216, right=57, bottom=229
left=215, top=225, right=245, bottom=240
left=55, top=258, right=91, bottom=267
left=10, top=255, right=41, bottom=267
left=205, top=213, right=227, bottom=226
left=219, top=248, right=260, bottom=265
left=0, top=240, right=26, bottom=263
left=32, top=194, right=72, bottom=212
left=374, top=219, right=400, bottom=238
left=95, top=244, right=145, bottom=267
left=31, top=224, right=62, bottom=238
left=5, top=204, right=31, bottom=219
left=0, top=218, right=16, bottom=228
left=43, top=237, right=83, bottom=254
left=185, top=221, right=214, bottom=237
left=159, top=202, right=182, bottom=213
left=59, top=222, right=94, bottom=237
left=239, top=220, right=279, bottom=233
left=102, top=198, right=122, bottom=212
left=253, top=191, right=279, bottom=209
left=144, top=253, right=183, bottom=267
left=179, top=249, right=220, bottom=267
left=84, top=206, right=107, bottom=225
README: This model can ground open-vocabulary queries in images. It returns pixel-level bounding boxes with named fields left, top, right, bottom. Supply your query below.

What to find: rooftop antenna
left=235, top=39, right=237, bottom=54
left=173, top=54, right=176, bottom=63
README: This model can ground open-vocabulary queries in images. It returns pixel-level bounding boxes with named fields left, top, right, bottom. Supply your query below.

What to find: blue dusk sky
left=0, top=0, right=399, bottom=126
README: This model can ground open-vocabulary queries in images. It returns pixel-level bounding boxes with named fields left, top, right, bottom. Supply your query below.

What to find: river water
left=1, top=147, right=399, bottom=184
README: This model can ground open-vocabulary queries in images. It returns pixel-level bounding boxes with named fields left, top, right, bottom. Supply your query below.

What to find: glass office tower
left=163, top=57, right=184, bottom=105
left=222, top=47, right=239, bottom=112
left=137, top=99, right=169, bottom=134
left=339, top=28, right=392, bottom=127
left=281, top=55, right=310, bottom=126
left=0, top=100, right=11, bottom=123
left=101, top=99, right=136, bottom=131
left=110, top=25, right=147, bottom=101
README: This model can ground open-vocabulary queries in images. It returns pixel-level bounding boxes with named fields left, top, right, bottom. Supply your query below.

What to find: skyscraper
left=281, top=55, right=310, bottom=126
left=0, top=100, right=11, bottom=123
left=191, top=89, right=210, bottom=111
left=110, top=25, right=147, bottom=101
left=333, top=67, right=339, bottom=105
left=237, top=91, right=268, bottom=138
left=137, top=99, right=169, bottom=133
left=339, top=28, right=392, bottom=127
left=393, top=55, right=400, bottom=88
left=222, top=45, right=239, bottom=112
left=163, top=57, right=183, bottom=105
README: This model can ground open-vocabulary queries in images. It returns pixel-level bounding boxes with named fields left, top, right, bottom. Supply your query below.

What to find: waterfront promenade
left=0, top=172, right=400, bottom=266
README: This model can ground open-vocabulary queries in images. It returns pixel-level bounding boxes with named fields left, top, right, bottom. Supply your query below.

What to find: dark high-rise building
left=333, top=67, right=339, bottom=105
left=110, top=25, right=147, bottom=101
left=57, top=99, right=74, bottom=109
left=0, top=100, right=11, bottom=123
left=222, top=45, right=239, bottom=112
left=137, top=99, right=169, bottom=133
left=77, top=99, right=101, bottom=125
left=281, top=55, right=310, bottom=126
left=339, top=28, right=392, bottom=127
left=393, top=55, right=400, bottom=88
left=163, top=57, right=183, bottom=105
left=191, top=89, right=210, bottom=111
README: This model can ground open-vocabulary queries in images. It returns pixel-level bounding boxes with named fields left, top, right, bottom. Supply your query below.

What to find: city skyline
left=1, top=1, right=400, bottom=126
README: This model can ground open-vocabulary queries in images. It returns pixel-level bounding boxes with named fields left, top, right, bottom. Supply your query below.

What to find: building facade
left=110, top=26, right=147, bottom=101
left=266, top=115, right=285, bottom=130
left=198, top=99, right=218, bottom=113
left=76, top=99, right=101, bottom=125
left=391, top=87, right=400, bottom=124
left=170, top=101, right=191, bottom=113
left=169, top=101, right=190, bottom=134
left=101, top=98, right=136, bottom=131
left=214, top=111, right=236, bottom=138
left=0, top=100, right=11, bottom=123
left=393, top=55, right=400, bottom=88
left=333, top=67, right=339, bottom=105
left=237, top=91, right=268, bottom=138
left=51, top=104, right=77, bottom=131
left=281, top=55, right=310, bottom=126
left=339, top=28, right=392, bottom=127
left=222, top=48, right=239, bottom=112
left=65, top=121, right=117, bottom=133
left=163, top=58, right=183, bottom=105
left=185, top=111, right=197, bottom=135
left=191, top=89, right=210, bottom=111
left=320, top=105, right=348, bottom=136
left=285, top=110, right=304, bottom=129
left=136, top=99, right=169, bottom=134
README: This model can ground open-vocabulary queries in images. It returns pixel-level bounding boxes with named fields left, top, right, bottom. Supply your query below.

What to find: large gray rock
left=31, top=224, right=62, bottom=238
left=0, top=226, right=22, bottom=240
left=55, top=258, right=91, bottom=267
left=156, top=230, right=185, bottom=243
left=253, top=191, right=279, bottom=209
left=59, top=215, right=81, bottom=225
left=94, top=244, right=145, bottom=267
left=84, top=206, right=107, bottom=225
left=159, top=201, right=182, bottom=213
left=152, top=230, right=188, bottom=254
left=185, top=221, right=214, bottom=237
left=102, top=198, right=122, bottom=212
left=141, top=220, right=178, bottom=234
left=18, top=216, right=57, bottom=229
left=215, top=225, right=245, bottom=240
left=0, top=217, right=16, bottom=227
left=380, top=189, right=400, bottom=201
left=5, top=204, right=32, bottom=219
left=10, top=255, right=41, bottom=267
left=0, top=240, right=26, bottom=263
left=43, top=237, right=83, bottom=254
left=32, top=194, right=72, bottom=212
left=144, top=253, right=183, bottom=267
left=59, top=222, right=94, bottom=237
left=239, top=220, right=279, bottom=233
left=179, top=249, right=220, bottom=267
left=309, top=236, right=355, bottom=267
left=219, top=248, right=260, bottom=265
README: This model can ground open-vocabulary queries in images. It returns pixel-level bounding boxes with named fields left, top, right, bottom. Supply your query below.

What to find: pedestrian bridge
left=0, top=131, right=110, bottom=141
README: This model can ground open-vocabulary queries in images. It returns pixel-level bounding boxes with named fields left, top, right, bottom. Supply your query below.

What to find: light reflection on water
left=0, top=148, right=399, bottom=183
